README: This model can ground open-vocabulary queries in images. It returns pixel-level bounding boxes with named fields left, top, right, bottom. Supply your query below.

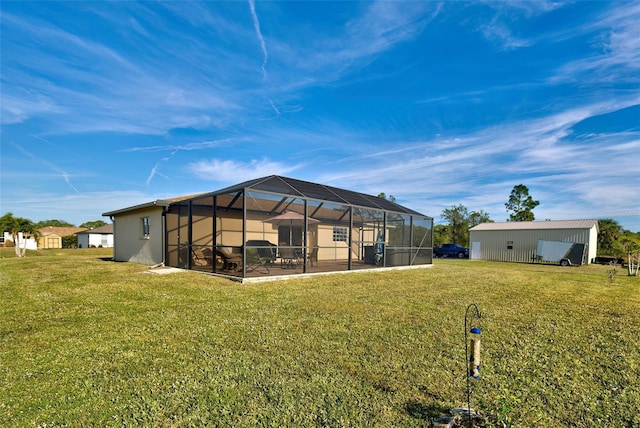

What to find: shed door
left=470, top=242, right=481, bottom=260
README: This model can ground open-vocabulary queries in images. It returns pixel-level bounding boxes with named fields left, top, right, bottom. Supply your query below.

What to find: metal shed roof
left=470, top=219, right=598, bottom=231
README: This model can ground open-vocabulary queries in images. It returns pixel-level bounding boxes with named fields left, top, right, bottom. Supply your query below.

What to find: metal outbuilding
left=469, top=219, right=598, bottom=265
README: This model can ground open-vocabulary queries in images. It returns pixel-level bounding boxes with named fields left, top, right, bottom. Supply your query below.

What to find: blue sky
left=1, top=1, right=639, bottom=231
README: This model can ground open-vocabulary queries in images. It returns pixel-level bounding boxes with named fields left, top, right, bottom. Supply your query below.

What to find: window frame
left=332, top=226, right=348, bottom=242
left=141, top=216, right=151, bottom=239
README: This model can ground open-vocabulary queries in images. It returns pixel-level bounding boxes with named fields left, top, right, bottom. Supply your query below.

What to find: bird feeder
left=464, top=303, right=482, bottom=427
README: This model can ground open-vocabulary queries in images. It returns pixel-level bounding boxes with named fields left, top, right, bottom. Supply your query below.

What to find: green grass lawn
left=1, top=249, right=638, bottom=427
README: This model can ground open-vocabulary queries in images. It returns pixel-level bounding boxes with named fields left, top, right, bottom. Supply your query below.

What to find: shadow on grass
left=405, top=399, right=450, bottom=421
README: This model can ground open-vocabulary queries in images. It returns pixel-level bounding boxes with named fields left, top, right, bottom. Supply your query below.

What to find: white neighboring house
left=1, top=232, right=38, bottom=250
left=77, top=224, right=114, bottom=248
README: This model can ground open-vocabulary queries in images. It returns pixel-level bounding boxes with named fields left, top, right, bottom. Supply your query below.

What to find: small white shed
left=469, top=219, right=598, bottom=265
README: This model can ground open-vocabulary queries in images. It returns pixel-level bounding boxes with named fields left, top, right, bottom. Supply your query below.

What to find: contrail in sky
left=248, top=0, right=268, bottom=80
left=146, top=157, right=170, bottom=186
left=14, top=141, right=80, bottom=193
left=269, top=99, right=280, bottom=116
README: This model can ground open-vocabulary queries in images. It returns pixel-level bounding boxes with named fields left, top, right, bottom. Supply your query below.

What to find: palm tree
left=0, top=212, right=40, bottom=257
left=597, top=218, right=622, bottom=256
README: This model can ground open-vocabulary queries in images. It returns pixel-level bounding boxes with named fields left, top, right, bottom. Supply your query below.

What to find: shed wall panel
left=469, top=226, right=596, bottom=264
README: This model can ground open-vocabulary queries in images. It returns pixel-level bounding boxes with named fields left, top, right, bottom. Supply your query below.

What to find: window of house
left=333, top=226, right=347, bottom=242
left=101, top=235, right=109, bottom=246
left=507, top=241, right=513, bottom=250
left=141, top=217, right=150, bottom=239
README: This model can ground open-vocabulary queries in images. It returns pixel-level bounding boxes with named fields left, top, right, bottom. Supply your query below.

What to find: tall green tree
left=505, top=184, right=539, bottom=221
left=441, top=204, right=469, bottom=245
left=377, top=193, right=396, bottom=203
left=35, top=219, right=75, bottom=228
left=620, top=230, right=640, bottom=276
left=597, top=218, right=623, bottom=256
left=80, top=220, right=107, bottom=229
left=433, top=224, right=449, bottom=248
left=469, top=209, right=493, bottom=228
left=0, top=212, right=40, bottom=257
left=440, top=205, right=493, bottom=246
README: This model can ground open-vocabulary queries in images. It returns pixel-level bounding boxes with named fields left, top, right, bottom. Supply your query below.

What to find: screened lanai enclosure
left=165, top=176, right=433, bottom=279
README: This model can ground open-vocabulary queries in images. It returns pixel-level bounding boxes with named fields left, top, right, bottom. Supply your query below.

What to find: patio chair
left=246, top=240, right=277, bottom=266
left=279, top=244, right=301, bottom=269
left=192, top=247, right=214, bottom=266
left=215, top=247, right=243, bottom=271
left=245, top=248, right=271, bottom=274
left=307, top=246, right=319, bottom=267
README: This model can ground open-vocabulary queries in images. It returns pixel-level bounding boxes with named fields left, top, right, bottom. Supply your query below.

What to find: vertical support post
left=465, top=303, right=482, bottom=427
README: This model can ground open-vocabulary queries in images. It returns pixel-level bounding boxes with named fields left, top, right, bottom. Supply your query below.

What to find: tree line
left=434, top=185, right=639, bottom=262
left=0, top=212, right=107, bottom=257
left=435, top=184, right=539, bottom=247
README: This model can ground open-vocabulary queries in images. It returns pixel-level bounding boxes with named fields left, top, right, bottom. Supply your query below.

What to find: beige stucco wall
left=119, top=207, right=398, bottom=266
left=189, top=215, right=362, bottom=262
left=113, top=206, right=165, bottom=265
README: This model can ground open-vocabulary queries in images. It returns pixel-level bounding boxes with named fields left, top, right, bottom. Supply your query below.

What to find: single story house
left=38, top=226, right=88, bottom=249
left=1, top=231, right=38, bottom=250
left=77, top=224, right=114, bottom=248
left=469, top=219, right=598, bottom=264
left=103, top=175, right=433, bottom=281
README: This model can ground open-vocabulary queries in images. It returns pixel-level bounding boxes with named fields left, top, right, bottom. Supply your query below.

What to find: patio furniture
left=192, top=247, right=214, bottom=266
left=246, top=240, right=278, bottom=266
left=215, top=247, right=243, bottom=271
left=245, top=248, right=271, bottom=274
left=279, top=243, right=301, bottom=269
left=307, top=246, right=319, bottom=267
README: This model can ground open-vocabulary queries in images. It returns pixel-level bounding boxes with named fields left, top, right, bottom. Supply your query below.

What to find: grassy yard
left=1, top=249, right=638, bottom=427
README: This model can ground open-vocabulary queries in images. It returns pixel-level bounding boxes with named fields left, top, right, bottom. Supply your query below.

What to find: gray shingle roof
left=77, top=224, right=113, bottom=234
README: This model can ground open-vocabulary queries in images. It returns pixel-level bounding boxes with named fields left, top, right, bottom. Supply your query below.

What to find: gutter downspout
left=150, top=207, right=167, bottom=269
left=109, top=215, right=116, bottom=261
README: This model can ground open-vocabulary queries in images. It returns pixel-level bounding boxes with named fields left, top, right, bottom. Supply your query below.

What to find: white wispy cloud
left=0, top=94, right=66, bottom=125
left=550, top=4, right=640, bottom=84
left=2, top=191, right=160, bottom=224
left=187, top=158, right=304, bottom=183
left=314, top=97, right=640, bottom=223
left=265, top=1, right=438, bottom=90
left=122, top=138, right=239, bottom=153
left=475, top=1, right=567, bottom=50
left=1, top=8, right=242, bottom=135
left=478, top=14, right=533, bottom=51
